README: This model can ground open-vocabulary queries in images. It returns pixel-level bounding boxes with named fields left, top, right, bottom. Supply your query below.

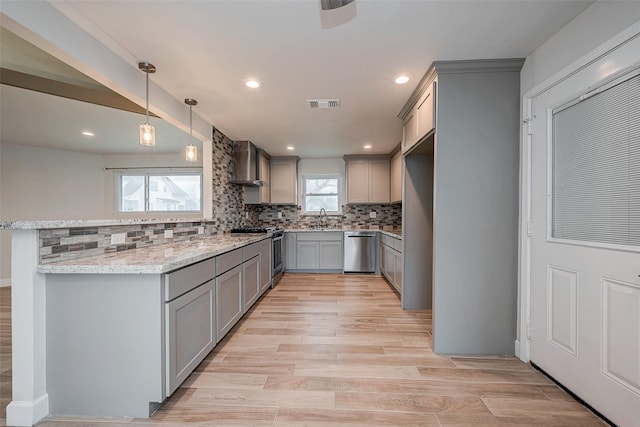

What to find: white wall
left=521, top=1, right=640, bottom=94
left=0, top=143, right=107, bottom=283
left=297, top=157, right=345, bottom=209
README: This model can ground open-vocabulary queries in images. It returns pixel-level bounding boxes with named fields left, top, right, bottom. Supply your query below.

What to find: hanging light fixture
left=184, top=98, right=198, bottom=162
left=138, top=61, right=156, bottom=146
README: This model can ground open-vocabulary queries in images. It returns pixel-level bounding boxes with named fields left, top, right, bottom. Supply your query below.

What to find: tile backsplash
left=246, top=203, right=402, bottom=230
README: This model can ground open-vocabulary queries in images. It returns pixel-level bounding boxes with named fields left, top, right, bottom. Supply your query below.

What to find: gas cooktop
left=230, top=226, right=281, bottom=234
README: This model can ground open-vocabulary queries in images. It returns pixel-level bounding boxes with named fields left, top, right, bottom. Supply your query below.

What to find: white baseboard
left=6, top=393, right=49, bottom=426
left=0, top=279, right=11, bottom=287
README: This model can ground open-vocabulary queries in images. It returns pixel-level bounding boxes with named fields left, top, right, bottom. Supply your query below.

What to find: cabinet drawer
left=164, top=257, right=216, bottom=301
left=297, top=232, right=342, bottom=241
left=381, top=234, right=394, bottom=247
left=242, top=241, right=261, bottom=261
left=392, top=237, right=403, bottom=253
left=216, top=248, right=242, bottom=276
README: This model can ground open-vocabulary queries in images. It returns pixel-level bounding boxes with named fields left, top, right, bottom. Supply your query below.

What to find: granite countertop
left=0, top=217, right=206, bottom=230
left=285, top=228, right=402, bottom=238
left=36, top=233, right=271, bottom=275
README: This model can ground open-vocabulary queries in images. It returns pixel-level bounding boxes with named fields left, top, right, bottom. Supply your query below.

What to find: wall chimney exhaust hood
left=231, top=140, right=264, bottom=186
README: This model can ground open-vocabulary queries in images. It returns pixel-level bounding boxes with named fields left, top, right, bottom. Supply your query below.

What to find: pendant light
left=138, top=61, right=156, bottom=146
left=184, top=98, right=198, bottom=162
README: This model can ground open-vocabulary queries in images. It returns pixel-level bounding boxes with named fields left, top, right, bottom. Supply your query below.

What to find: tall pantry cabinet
left=399, top=59, right=523, bottom=355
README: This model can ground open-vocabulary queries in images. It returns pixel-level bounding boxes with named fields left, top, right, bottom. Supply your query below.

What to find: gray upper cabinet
left=402, top=80, right=435, bottom=154
left=390, top=150, right=402, bottom=203
left=270, top=157, right=299, bottom=204
left=344, top=156, right=390, bottom=204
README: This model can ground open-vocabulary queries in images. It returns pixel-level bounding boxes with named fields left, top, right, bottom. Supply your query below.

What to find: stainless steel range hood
left=231, top=140, right=265, bottom=186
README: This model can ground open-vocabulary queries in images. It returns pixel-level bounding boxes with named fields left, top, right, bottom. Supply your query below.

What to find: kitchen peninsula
left=2, top=218, right=274, bottom=423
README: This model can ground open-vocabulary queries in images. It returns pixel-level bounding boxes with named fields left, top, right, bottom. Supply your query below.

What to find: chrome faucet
left=319, top=208, right=327, bottom=229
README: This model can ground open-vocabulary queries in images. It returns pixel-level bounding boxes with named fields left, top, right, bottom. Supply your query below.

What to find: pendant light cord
left=145, top=69, right=150, bottom=125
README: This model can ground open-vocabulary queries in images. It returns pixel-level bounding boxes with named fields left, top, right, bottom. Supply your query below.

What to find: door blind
left=552, top=73, right=639, bottom=247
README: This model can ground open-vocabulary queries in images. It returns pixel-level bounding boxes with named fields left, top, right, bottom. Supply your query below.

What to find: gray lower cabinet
left=319, top=241, right=343, bottom=269
left=165, top=279, right=216, bottom=396
left=216, top=264, right=243, bottom=342
left=242, top=255, right=260, bottom=312
left=285, top=232, right=297, bottom=269
left=286, top=232, right=343, bottom=272
left=296, top=241, right=320, bottom=269
left=380, top=234, right=402, bottom=294
left=259, top=238, right=272, bottom=292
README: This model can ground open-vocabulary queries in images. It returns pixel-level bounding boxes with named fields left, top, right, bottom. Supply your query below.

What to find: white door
left=529, top=63, right=640, bottom=425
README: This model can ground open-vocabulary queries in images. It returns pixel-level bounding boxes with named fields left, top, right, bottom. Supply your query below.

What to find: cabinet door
left=259, top=240, right=272, bottom=293
left=285, top=232, right=297, bottom=270
left=416, top=82, right=435, bottom=140
left=382, top=245, right=394, bottom=284
left=368, top=159, right=390, bottom=203
left=390, top=152, right=402, bottom=203
left=394, top=251, right=403, bottom=295
left=402, top=110, right=418, bottom=153
left=271, top=159, right=297, bottom=204
left=319, top=241, right=343, bottom=270
left=296, top=241, right=320, bottom=270
left=346, top=160, right=369, bottom=203
left=166, top=280, right=215, bottom=396
left=242, top=256, right=260, bottom=313
left=216, top=265, right=243, bottom=342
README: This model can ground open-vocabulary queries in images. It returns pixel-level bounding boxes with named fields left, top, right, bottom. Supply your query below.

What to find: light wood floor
left=1, top=275, right=605, bottom=426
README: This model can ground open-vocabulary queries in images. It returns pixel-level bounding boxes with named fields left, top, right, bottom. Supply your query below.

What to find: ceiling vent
left=307, top=99, right=341, bottom=109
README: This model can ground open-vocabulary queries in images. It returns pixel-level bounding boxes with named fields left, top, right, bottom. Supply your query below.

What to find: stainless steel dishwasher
left=343, top=231, right=377, bottom=273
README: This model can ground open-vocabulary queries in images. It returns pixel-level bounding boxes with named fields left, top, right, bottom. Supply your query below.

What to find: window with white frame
left=117, top=171, right=202, bottom=213
left=302, top=175, right=341, bottom=214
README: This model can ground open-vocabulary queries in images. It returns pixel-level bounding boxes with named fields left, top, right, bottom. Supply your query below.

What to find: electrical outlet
left=369, top=211, right=377, bottom=219
left=110, top=233, right=126, bottom=245
left=278, top=212, right=283, bottom=219
left=245, top=211, right=249, bottom=219
left=197, top=226, right=205, bottom=235
left=164, top=229, right=173, bottom=238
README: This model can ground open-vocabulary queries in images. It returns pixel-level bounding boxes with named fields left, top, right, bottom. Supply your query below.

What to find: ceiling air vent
left=307, top=99, right=340, bottom=109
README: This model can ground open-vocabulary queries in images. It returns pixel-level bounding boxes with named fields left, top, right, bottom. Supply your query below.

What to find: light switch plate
left=197, top=226, right=205, bottom=234
left=369, top=211, right=377, bottom=219
left=110, top=233, right=126, bottom=245
left=164, top=229, right=173, bottom=238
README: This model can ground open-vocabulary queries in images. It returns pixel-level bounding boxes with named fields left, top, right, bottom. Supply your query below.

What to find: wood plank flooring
left=1, top=275, right=605, bottom=426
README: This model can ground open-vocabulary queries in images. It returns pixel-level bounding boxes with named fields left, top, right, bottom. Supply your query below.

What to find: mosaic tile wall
left=39, top=221, right=217, bottom=264
left=39, top=126, right=247, bottom=264
left=247, top=203, right=402, bottom=230
left=208, top=126, right=245, bottom=230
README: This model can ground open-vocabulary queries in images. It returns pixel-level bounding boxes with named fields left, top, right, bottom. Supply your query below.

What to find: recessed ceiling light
left=82, top=131, right=95, bottom=136
left=363, top=144, right=372, bottom=149
left=245, top=80, right=261, bottom=89
left=395, top=75, right=409, bottom=85
left=286, top=145, right=295, bottom=151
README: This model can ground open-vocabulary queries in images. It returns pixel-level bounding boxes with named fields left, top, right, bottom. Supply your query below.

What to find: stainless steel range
left=230, top=226, right=284, bottom=286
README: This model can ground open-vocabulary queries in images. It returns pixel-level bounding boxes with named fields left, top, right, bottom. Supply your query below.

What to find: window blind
left=552, top=73, right=639, bottom=247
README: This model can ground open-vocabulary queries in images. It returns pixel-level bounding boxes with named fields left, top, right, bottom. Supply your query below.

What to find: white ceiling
left=3, top=0, right=594, bottom=158
left=0, top=85, right=193, bottom=155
